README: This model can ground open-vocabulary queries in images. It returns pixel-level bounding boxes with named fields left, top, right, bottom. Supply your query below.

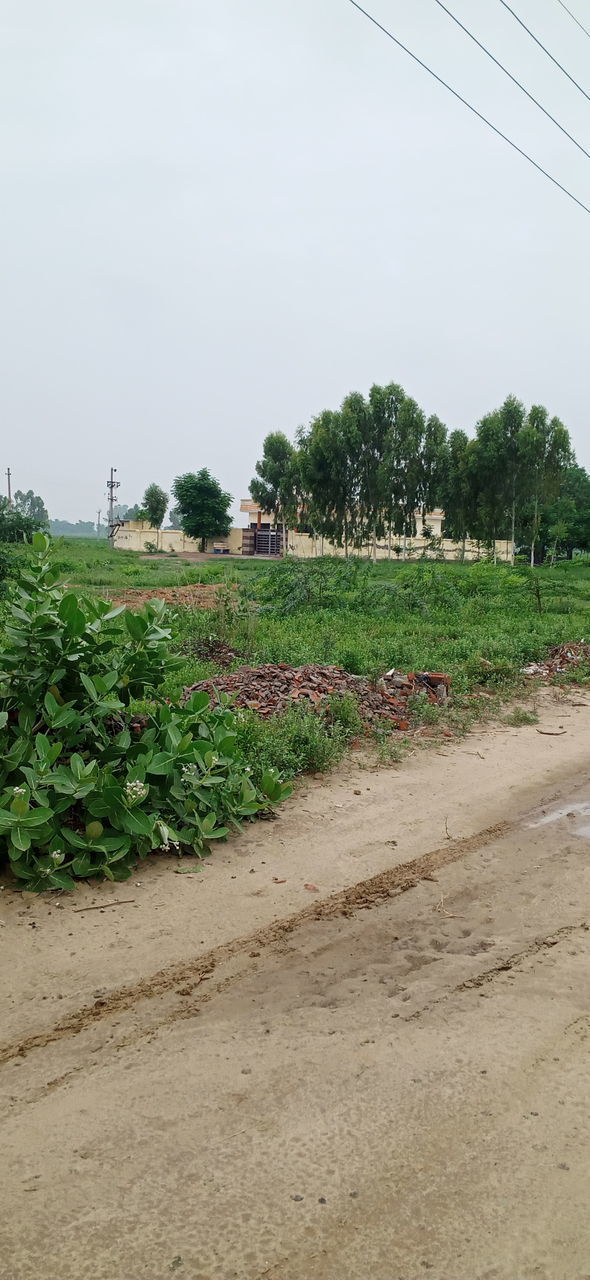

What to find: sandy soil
left=1, top=689, right=590, bottom=1279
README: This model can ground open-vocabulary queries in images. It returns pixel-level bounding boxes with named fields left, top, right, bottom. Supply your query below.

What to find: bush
left=0, top=545, right=13, bottom=598
left=0, top=535, right=291, bottom=890
left=234, top=698, right=361, bottom=783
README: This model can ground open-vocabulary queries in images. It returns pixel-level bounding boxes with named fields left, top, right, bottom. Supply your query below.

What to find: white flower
left=13, top=785, right=26, bottom=796
left=125, top=779, right=147, bottom=801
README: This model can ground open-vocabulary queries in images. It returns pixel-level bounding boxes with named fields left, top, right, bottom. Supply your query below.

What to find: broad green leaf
left=185, top=691, right=209, bottom=714
left=80, top=673, right=98, bottom=701
left=58, top=592, right=81, bottom=625
left=124, top=611, right=148, bottom=641
left=11, top=825, right=31, bottom=851
left=146, top=753, right=175, bottom=775
left=120, top=809, right=153, bottom=837
left=48, top=871, right=76, bottom=890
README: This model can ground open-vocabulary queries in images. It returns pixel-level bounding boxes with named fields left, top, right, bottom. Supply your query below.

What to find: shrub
left=234, top=706, right=342, bottom=781
left=0, top=534, right=291, bottom=890
left=0, top=545, right=13, bottom=598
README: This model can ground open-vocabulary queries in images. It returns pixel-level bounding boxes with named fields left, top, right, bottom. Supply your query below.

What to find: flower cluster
left=13, top=785, right=26, bottom=796
left=125, top=779, right=148, bottom=802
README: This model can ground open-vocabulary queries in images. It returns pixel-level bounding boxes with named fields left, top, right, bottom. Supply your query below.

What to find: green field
left=9, top=536, right=260, bottom=592
left=14, top=537, right=590, bottom=691
left=4, top=537, right=590, bottom=776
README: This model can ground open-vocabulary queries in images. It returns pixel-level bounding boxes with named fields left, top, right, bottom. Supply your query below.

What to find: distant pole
left=106, top=468, right=120, bottom=537
left=96, top=509, right=102, bottom=538
left=6, top=467, right=12, bottom=508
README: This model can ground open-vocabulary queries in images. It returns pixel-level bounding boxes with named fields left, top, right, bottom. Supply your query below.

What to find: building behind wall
left=112, top=503, right=512, bottom=561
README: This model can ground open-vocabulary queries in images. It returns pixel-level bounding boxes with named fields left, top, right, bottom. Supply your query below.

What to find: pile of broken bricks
left=183, top=663, right=451, bottom=729
left=522, top=642, right=590, bottom=680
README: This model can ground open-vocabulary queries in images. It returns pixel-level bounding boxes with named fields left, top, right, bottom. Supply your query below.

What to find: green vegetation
left=252, top=387, right=587, bottom=563
left=142, top=483, right=168, bottom=529
left=503, top=706, right=539, bottom=727
left=172, top=469, right=232, bottom=551
left=0, top=536, right=290, bottom=890
left=0, top=497, right=47, bottom=543
left=2, top=537, right=590, bottom=894
left=234, top=695, right=363, bottom=784
left=13, top=537, right=259, bottom=593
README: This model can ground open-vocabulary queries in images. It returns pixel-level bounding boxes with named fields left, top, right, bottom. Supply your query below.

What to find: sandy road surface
left=1, top=691, right=590, bottom=1280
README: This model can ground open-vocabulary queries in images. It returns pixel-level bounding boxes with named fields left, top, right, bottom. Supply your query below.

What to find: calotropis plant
left=0, top=534, right=291, bottom=890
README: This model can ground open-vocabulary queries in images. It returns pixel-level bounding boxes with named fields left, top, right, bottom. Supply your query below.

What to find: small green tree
left=250, top=432, right=299, bottom=553
left=0, top=499, right=39, bottom=543
left=142, top=483, right=168, bottom=530
left=172, top=470, right=232, bottom=552
left=538, top=464, right=590, bottom=560
left=13, top=490, right=49, bottom=526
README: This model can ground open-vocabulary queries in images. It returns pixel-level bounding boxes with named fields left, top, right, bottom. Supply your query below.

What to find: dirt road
left=1, top=691, right=590, bottom=1279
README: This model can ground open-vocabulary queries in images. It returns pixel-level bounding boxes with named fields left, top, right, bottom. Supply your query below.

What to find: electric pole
left=106, top=468, right=120, bottom=537
left=96, top=509, right=102, bottom=538
left=6, top=467, right=12, bottom=508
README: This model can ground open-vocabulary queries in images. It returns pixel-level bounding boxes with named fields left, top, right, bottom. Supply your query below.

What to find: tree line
left=250, top=384, right=589, bottom=563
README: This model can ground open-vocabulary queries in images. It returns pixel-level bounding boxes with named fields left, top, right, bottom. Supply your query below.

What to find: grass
left=3, top=538, right=590, bottom=783
left=6, top=537, right=263, bottom=592
left=503, top=706, right=540, bottom=727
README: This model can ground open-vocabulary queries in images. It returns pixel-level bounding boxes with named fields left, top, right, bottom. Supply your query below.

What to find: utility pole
left=6, top=467, right=12, bottom=508
left=106, top=467, right=120, bottom=538
left=96, top=509, right=102, bottom=538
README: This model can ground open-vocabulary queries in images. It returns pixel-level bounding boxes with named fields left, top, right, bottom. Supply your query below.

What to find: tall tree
left=441, top=430, right=472, bottom=557
left=517, top=408, right=571, bottom=564
left=172, top=470, right=232, bottom=552
left=498, top=394, right=526, bottom=563
left=250, top=432, right=299, bottom=552
left=469, top=412, right=510, bottom=559
left=299, top=409, right=360, bottom=555
left=369, top=382, right=406, bottom=558
left=341, top=390, right=381, bottom=557
left=383, top=396, right=425, bottom=558
left=419, top=413, right=447, bottom=519
left=13, top=490, right=48, bottom=526
left=142, top=483, right=168, bottom=530
left=537, top=464, right=590, bottom=561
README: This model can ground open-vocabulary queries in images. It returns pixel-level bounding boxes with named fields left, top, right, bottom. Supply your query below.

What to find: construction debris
left=182, top=663, right=451, bottom=727
left=522, top=642, right=590, bottom=679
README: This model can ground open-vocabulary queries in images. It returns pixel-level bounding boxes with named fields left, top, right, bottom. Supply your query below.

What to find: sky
left=1, top=0, right=589, bottom=523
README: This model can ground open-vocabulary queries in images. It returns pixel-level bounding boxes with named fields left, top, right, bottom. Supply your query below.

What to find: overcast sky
left=2, top=0, right=589, bottom=522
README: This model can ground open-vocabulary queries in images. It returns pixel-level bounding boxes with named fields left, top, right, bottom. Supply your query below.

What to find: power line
left=346, top=0, right=590, bottom=215
left=433, top=0, right=590, bottom=160
left=556, top=0, right=590, bottom=41
left=497, top=0, right=590, bottom=102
